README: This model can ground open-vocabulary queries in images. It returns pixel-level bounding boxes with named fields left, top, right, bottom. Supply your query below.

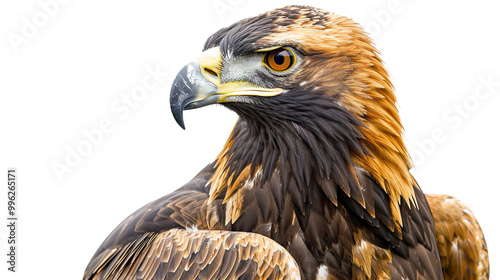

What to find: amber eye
left=264, top=48, right=295, bottom=72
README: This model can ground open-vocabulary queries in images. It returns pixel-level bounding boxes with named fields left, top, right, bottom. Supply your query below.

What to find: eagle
left=84, top=5, right=489, bottom=280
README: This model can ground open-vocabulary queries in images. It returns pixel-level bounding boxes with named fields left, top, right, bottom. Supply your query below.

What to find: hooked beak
left=169, top=47, right=283, bottom=129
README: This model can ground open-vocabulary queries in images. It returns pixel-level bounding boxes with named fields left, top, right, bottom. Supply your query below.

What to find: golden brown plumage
left=427, top=195, right=489, bottom=279
left=84, top=5, right=489, bottom=279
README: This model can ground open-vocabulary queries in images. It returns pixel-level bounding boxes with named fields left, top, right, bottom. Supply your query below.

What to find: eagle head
left=170, top=5, right=416, bottom=224
left=171, top=5, right=372, bottom=129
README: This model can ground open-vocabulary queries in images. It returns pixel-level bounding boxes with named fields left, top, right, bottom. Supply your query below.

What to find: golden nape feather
left=84, top=5, right=489, bottom=280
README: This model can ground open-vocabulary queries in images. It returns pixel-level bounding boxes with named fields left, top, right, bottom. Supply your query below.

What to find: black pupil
left=273, top=51, right=286, bottom=65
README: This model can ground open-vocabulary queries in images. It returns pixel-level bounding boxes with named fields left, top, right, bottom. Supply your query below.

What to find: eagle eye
left=263, top=48, right=295, bottom=72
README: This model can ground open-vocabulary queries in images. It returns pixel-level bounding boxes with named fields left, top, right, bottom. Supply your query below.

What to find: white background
left=1, top=0, right=499, bottom=279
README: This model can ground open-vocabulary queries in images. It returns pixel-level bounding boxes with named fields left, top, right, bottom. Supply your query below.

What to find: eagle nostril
left=203, top=68, right=219, bottom=83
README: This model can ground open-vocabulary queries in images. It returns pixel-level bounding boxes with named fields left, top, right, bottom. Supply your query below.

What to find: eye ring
left=263, top=48, right=295, bottom=72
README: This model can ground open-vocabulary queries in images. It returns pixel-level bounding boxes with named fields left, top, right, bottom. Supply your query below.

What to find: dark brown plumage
left=84, top=5, right=489, bottom=280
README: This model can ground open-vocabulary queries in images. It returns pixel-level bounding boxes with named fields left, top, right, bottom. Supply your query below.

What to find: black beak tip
left=170, top=95, right=188, bottom=130
left=172, top=108, right=186, bottom=130
left=170, top=66, right=193, bottom=130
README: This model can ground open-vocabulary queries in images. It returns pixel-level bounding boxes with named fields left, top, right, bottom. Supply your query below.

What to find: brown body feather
left=84, top=5, right=489, bottom=280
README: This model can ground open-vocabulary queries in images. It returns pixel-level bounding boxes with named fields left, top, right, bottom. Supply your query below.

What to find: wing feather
left=426, top=194, right=489, bottom=279
left=86, top=229, right=300, bottom=280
